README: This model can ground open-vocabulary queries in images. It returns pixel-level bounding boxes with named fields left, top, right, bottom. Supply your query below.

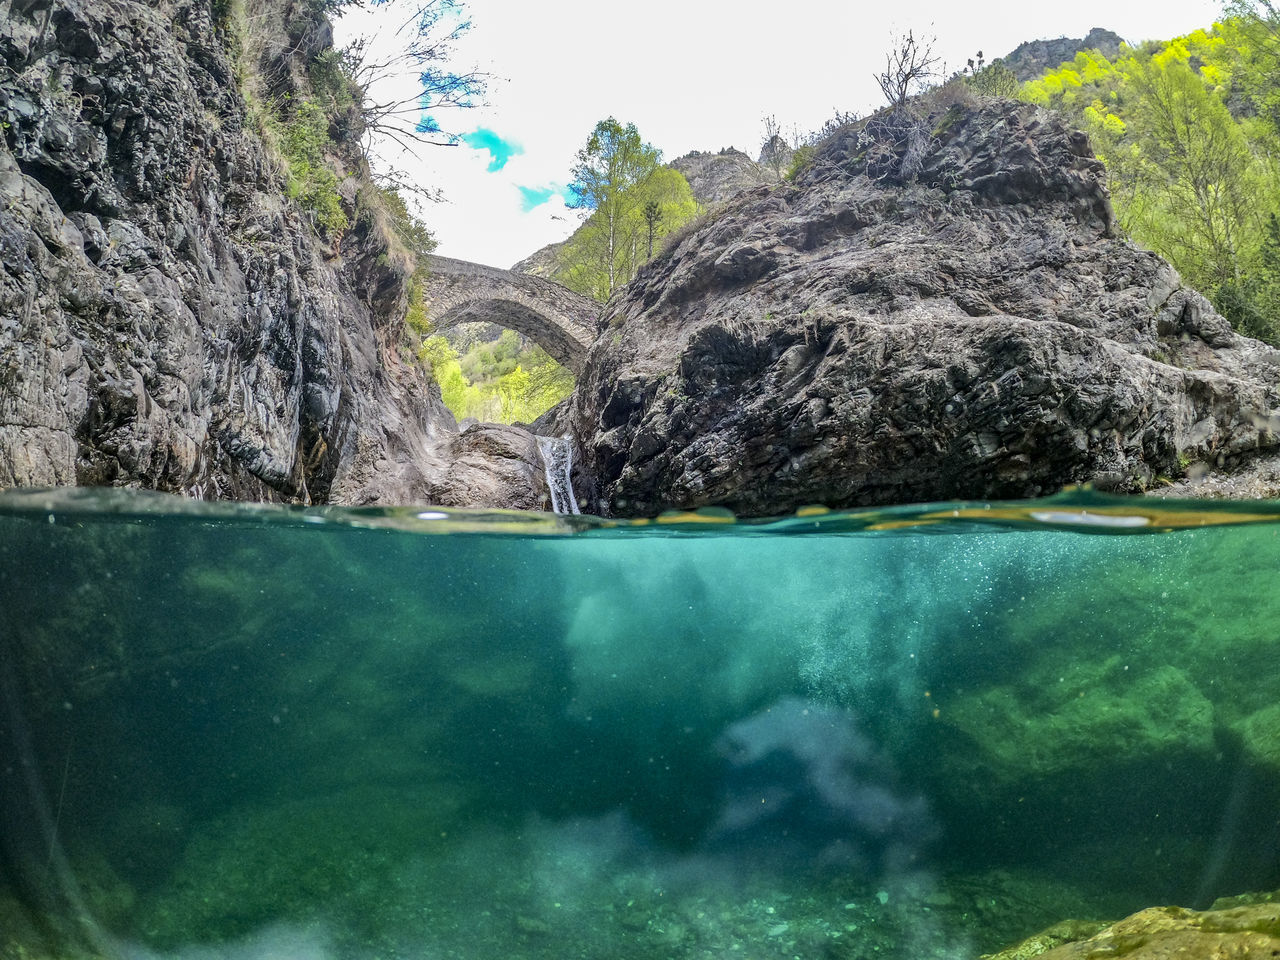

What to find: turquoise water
left=1, top=489, right=1279, bottom=959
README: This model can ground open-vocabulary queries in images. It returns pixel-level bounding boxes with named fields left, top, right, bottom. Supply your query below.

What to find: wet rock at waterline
left=567, top=99, right=1280, bottom=517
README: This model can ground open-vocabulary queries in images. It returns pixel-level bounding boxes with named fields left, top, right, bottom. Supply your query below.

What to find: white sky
left=337, top=0, right=1224, bottom=269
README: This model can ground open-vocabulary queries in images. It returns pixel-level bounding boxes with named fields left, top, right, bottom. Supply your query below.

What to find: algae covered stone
left=985, top=900, right=1280, bottom=959
left=940, top=660, right=1214, bottom=783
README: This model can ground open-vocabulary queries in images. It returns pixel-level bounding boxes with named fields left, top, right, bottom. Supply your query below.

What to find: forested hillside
left=420, top=330, right=573, bottom=425
left=1020, top=3, right=1280, bottom=344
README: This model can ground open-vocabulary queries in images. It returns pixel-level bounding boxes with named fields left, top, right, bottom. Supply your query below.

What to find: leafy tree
left=566, top=118, right=662, bottom=296
left=1218, top=212, right=1280, bottom=342
left=420, top=332, right=574, bottom=423
left=1221, top=7, right=1280, bottom=94
left=642, top=200, right=663, bottom=258
left=419, top=336, right=474, bottom=416
left=558, top=165, right=697, bottom=301
left=620, top=167, right=698, bottom=276
left=1124, top=56, right=1261, bottom=292
left=1019, top=29, right=1280, bottom=343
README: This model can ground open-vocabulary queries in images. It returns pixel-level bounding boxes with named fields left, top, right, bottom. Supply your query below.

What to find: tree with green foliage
left=1124, top=55, right=1261, bottom=292
left=1020, top=28, right=1280, bottom=345
left=419, top=331, right=574, bottom=424
left=621, top=167, right=698, bottom=276
left=642, top=200, right=662, bottom=258
left=963, top=52, right=1019, bottom=98
left=1217, top=213, right=1280, bottom=343
left=566, top=119, right=662, bottom=297
left=419, top=335, right=473, bottom=416
left=1220, top=2, right=1280, bottom=143
left=558, top=164, right=698, bottom=301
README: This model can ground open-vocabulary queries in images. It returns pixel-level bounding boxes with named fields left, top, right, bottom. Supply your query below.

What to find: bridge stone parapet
left=422, top=255, right=599, bottom=374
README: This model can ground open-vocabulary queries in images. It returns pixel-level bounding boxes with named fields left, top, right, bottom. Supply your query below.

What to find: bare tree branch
left=875, top=30, right=940, bottom=112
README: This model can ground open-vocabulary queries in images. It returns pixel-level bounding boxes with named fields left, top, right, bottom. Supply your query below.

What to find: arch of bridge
left=422, top=255, right=599, bottom=374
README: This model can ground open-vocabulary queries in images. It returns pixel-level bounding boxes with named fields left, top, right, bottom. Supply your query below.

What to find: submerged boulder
left=567, top=96, right=1280, bottom=518
left=984, top=896, right=1280, bottom=959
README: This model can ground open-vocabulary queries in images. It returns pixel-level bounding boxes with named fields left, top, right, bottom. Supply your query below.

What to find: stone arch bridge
left=422, top=255, right=599, bottom=374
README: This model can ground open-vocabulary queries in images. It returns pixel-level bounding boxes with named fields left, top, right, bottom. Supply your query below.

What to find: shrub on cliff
left=280, top=99, right=350, bottom=235
left=963, top=55, right=1019, bottom=98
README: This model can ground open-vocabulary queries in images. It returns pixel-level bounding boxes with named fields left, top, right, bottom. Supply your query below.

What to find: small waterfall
left=537, top=436, right=581, bottom=515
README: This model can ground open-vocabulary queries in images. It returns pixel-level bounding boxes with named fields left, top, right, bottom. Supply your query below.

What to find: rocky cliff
left=564, top=95, right=1280, bottom=517
left=0, top=0, right=546, bottom=508
left=1001, top=27, right=1124, bottom=81
left=6, top=3, right=1279, bottom=519
left=669, top=146, right=772, bottom=204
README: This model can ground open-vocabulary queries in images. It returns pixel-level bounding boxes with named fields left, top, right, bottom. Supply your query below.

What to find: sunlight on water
left=1, top=489, right=1279, bottom=959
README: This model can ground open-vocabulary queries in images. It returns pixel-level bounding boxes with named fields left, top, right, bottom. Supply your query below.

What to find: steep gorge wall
left=0, top=0, right=546, bottom=507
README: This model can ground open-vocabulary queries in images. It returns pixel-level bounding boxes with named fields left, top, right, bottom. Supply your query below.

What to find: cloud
left=518, top=185, right=557, bottom=212
left=516, top=184, right=576, bottom=213
left=461, top=128, right=524, bottom=172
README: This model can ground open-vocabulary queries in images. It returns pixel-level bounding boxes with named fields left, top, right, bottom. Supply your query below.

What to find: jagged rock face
left=568, top=100, right=1280, bottom=518
left=1001, top=26, right=1124, bottom=81
left=510, top=238, right=565, bottom=277
left=0, top=0, right=545, bottom=507
left=670, top=147, right=771, bottom=205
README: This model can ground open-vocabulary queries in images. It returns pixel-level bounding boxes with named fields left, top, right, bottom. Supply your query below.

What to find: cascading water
left=536, top=435, right=581, bottom=515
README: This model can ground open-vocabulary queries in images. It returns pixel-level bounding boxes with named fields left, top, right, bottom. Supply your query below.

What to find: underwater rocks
left=567, top=98, right=1280, bottom=517
left=0, top=0, right=545, bottom=507
left=985, top=895, right=1280, bottom=959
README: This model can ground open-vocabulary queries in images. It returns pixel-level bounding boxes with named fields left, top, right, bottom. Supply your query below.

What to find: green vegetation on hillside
left=420, top=330, right=574, bottom=424
left=1021, top=6, right=1280, bottom=344
left=557, top=119, right=700, bottom=302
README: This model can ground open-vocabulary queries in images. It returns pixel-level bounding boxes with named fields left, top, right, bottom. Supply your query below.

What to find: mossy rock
left=980, top=918, right=1109, bottom=959
left=1001, top=901, right=1280, bottom=958
left=1234, top=703, right=1280, bottom=772
left=942, top=660, right=1214, bottom=783
left=132, top=783, right=469, bottom=947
